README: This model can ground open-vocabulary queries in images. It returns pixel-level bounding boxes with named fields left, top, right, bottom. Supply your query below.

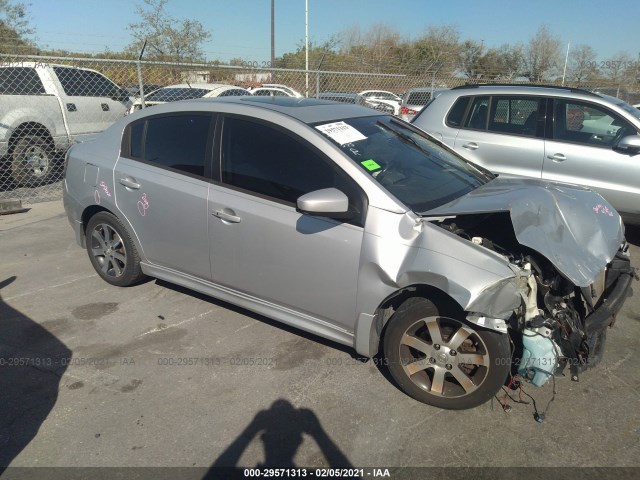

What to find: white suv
left=412, top=84, right=640, bottom=224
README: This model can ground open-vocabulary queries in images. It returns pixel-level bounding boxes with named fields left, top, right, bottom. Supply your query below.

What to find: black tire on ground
left=10, top=135, right=55, bottom=187
left=85, top=212, right=146, bottom=287
left=383, top=297, right=511, bottom=409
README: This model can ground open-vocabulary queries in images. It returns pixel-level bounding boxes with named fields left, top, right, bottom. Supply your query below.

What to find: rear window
left=218, top=89, right=249, bottom=97
left=0, top=67, right=46, bottom=95
left=127, top=113, right=212, bottom=177
left=406, top=91, right=432, bottom=106
left=445, top=97, right=471, bottom=127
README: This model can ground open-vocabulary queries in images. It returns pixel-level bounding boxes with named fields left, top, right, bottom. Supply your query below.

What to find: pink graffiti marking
left=99, top=181, right=112, bottom=197
left=593, top=204, right=614, bottom=217
left=137, top=193, right=149, bottom=216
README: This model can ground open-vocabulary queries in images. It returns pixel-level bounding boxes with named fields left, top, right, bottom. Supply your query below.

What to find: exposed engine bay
left=435, top=212, right=635, bottom=388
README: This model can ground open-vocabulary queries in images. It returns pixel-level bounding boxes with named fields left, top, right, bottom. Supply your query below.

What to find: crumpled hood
left=421, top=177, right=625, bottom=287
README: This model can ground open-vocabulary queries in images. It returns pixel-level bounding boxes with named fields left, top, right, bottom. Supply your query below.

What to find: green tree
left=0, top=0, right=35, bottom=54
left=481, top=44, right=524, bottom=80
left=458, top=40, right=484, bottom=79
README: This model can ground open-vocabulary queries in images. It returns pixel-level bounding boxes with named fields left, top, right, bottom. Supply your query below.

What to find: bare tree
left=412, top=25, right=461, bottom=75
left=523, top=24, right=562, bottom=82
left=601, top=52, right=635, bottom=83
left=568, top=44, right=598, bottom=82
left=127, top=0, right=211, bottom=62
left=339, top=23, right=402, bottom=72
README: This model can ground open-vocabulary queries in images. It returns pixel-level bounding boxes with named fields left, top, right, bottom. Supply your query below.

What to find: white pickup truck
left=0, top=62, right=131, bottom=186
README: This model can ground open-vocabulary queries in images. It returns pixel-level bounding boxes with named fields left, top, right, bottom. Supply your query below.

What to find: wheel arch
left=80, top=205, right=111, bottom=248
left=356, top=284, right=465, bottom=358
left=9, top=122, right=54, bottom=153
left=80, top=204, right=147, bottom=265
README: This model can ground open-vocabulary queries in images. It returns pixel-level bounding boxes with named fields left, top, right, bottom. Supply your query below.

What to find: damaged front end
left=424, top=178, right=636, bottom=389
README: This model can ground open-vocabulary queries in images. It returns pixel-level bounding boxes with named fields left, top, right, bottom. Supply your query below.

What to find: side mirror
left=614, top=134, right=640, bottom=155
left=297, top=188, right=350, bottom=218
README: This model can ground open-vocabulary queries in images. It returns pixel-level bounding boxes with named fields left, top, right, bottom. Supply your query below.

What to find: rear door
left=114, top=112, right=214, bottom=279
left=453, top=95, right=546, bottom=178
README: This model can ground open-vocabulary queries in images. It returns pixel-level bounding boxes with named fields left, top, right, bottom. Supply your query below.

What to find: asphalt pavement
left=1, top=201, right=639, bottom=478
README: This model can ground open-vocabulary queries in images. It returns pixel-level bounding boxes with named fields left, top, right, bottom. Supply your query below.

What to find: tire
left=85, top=212, right=146, bottom=287
left=11, top=135, right=55, bottom=187
left=383, top=297, right=511, bottom=409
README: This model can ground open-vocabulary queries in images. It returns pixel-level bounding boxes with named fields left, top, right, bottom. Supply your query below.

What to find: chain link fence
left=1, top=53, right=639, bottom=205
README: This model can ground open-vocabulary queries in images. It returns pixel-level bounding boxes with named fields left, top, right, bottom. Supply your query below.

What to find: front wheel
left=85, top=212, right=146, bottom=287
left=11, top=135, right=55, bottom=187
left=383, top=297, right=511, bottom=409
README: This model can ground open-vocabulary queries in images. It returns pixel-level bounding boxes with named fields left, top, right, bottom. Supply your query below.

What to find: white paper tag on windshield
left=316, top=122, right=366, bottom=145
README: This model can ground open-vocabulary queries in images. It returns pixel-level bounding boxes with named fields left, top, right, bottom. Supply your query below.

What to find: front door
left=207, top=115, right=365, bottom=331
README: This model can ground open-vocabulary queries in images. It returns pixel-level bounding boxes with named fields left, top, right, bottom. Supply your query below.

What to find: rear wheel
left=85, top=212, right=145, bottom=287
left=383, top=297, right=511, bottom=409
left=11, top=135, right=55, bottom=187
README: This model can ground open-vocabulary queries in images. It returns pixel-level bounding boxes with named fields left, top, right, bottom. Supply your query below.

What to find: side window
left=54, top=67, right=119, bottom=97
left=128, top=114, right=212, bottom=177
left=445, top=96, right=471, bottom=127
left=220, top=116, right=364, bottom=223
left=488, top=96, right=541, bottom=136
left=553, top=100, right=636, bottom=147
left=79, top=70, right=119, bottom=97
left=0, top=67, right=46, bottom=94
left=463, top=96, right=489, bottom=130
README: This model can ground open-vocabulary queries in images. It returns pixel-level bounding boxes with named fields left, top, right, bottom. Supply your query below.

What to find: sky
left=22, top=0, right=640, bottom=64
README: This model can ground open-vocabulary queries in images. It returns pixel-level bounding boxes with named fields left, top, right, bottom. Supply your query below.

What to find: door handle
left=213, top=209, right=241, bottom=223
left=462, top=142, right=479, bottom=150
left=547, top=153, right=567, bottom=162
left=119, top=177, right=141, bottom=189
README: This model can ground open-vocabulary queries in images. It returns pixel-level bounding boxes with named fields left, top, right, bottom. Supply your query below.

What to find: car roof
left=161, top=83, right=243, bottom=91
left=445, top=84, right=605, bottom=101
left=136, top=96, right=382, bottom=124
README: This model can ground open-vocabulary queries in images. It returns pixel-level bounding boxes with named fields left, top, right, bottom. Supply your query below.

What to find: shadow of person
left=0, top=276, right=71, bottom=473
left=206, top=399, right=356, bottom=478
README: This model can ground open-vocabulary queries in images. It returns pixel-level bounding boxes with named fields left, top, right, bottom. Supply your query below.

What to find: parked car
left=63, top=96, right=634, bottom=410
left=260, top=83, right=304, bottom=98
left=249, top=87, right=295, bottom=97
left=0, top=62, right=131, bottom=186
left=124, top=84, right=163, bottom=97
left=411, top=84, right=640, bottom=225
left=359, top=90, right=402, bottom=115
left=318, top=92, right=395, bottom=114
left=399, top=87, right=448, bottom=121
left=126, top=83, right=249, bottom=114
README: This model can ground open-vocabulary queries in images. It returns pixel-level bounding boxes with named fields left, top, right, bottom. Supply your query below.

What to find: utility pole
left=271, top=0, right=275, bottom=68
left=305, top=0, right=309, bottom=96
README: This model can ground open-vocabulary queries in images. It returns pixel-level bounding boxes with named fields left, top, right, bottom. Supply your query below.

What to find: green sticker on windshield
left=361, top=159, right=381, bottom=171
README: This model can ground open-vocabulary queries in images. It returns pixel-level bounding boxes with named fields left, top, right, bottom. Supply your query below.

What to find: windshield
left=314, top=115, right=492, bottom=212
left=616, top=100, right=640, bottom=120
left=147, top=87, right=211, bottom=102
